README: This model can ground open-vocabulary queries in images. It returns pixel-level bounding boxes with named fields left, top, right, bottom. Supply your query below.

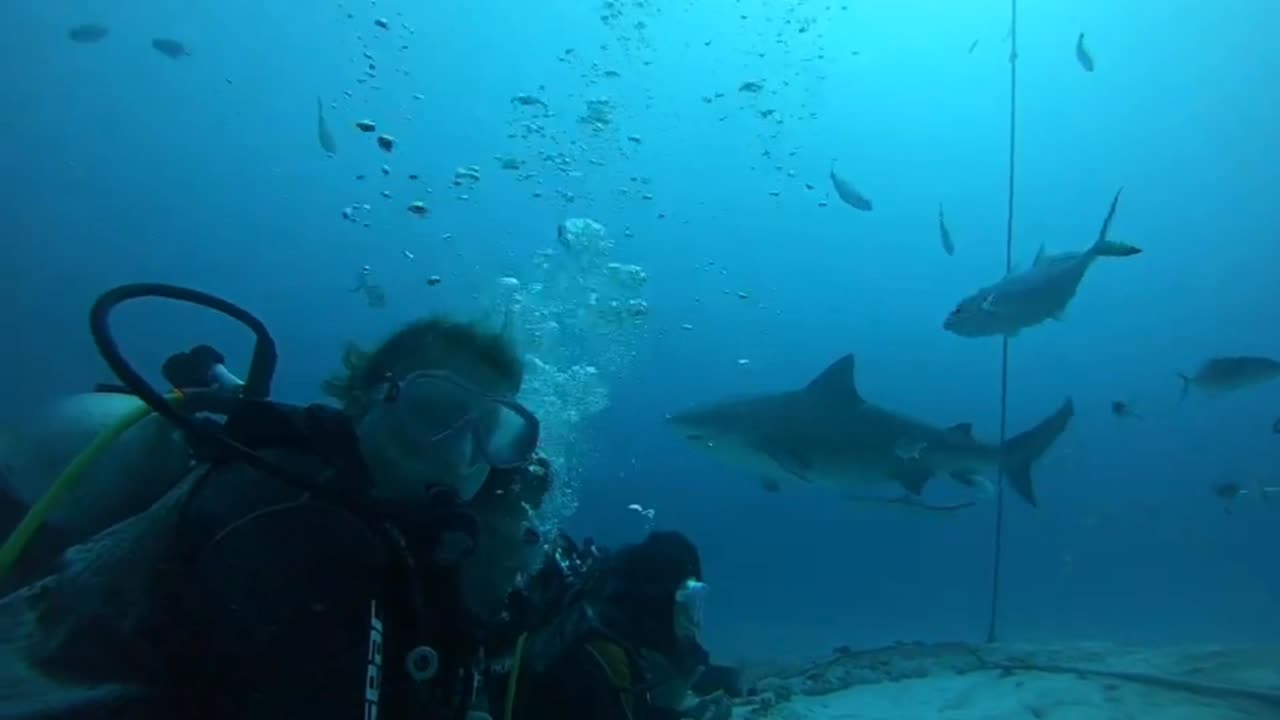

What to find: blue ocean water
left=3, top=0, right=1277, bottom=665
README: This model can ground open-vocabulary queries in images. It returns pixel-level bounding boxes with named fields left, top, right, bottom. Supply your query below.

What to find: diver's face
left=356, top=370, right=541, bottom=502
left=459, top=507, right=545, bottom=619
left=673, top=579, right=708, bottom=643
left=356, top=419, right=491, bottom=503
left=355, top=382, right=492, bottom=501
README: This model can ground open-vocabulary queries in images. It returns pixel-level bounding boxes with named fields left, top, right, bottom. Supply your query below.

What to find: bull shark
left=666, top=354, right=1074, bottom=508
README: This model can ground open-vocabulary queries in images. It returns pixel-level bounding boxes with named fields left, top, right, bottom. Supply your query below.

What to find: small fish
left=1213, top=479, right=1280, bottom=513
left=1213, top=480, right=1246, bottom=514
left=829, top=160, right=872, bottom=212
left=967, top=39, right=979, bottom=54
left=1110, top=401, right=1141, bottom=419
left=1075, top=32, right=1094, bottom=72
left=360, top=284, right=387, bottom=308
left=1178, top=356, right=1280, bottom=401
left=316, top=97, right=337, bottom=155
left=1214, top=481, right=1245, bottom=500
left=350, top=270, right=388, bottom=308
left=68, top=23, right=109, bottom=44
left=151, top=38, right=191, bottom=59
left=510, top=94, right=548, bottom=110
left=938, top=203, right=954, bottom=256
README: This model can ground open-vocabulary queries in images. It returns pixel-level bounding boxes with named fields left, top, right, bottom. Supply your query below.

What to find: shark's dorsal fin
left=806, top=354, right=862, bottom=402
left=1032, top=244, right=1048, bottom=266
left=945, top=422, right=974, bottom=439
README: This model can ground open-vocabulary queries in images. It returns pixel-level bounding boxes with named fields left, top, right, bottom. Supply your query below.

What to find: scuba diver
left=478, top=530, right=741, bottom=720
left=459, top=451, right=556, bottom=623
left=0, top=283, right=545, bottom=720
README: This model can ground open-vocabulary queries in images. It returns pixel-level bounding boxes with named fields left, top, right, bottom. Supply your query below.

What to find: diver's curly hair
left=321, top=316, right=523, bottom=417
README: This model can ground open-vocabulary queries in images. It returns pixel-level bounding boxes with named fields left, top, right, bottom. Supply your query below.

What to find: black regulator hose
left=87, top=283, right=318, bottom=492
left=90, top=283, right=277, bottom=406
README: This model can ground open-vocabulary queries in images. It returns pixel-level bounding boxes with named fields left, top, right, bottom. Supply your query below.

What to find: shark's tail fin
left=1001, top=398, right=1075, bottom=508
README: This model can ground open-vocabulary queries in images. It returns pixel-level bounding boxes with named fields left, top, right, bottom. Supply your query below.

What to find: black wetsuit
left=26, top=402, right=480, bottom=720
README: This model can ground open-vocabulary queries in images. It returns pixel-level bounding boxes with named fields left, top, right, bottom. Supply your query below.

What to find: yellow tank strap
left=584, top=637, right=637, bottom=720
left=503, top=632, right=528, bottom=720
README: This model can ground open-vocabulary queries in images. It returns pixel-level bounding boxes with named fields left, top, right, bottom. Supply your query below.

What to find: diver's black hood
left=594, top=531, right=702, bottom=657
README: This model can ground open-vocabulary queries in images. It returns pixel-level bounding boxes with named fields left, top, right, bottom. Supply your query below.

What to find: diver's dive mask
left=674, top=578, right=709, bottom=642
left=377, top=369, right=541, bottom=472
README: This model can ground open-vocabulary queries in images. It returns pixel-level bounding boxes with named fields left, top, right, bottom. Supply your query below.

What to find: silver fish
left=150, top=38, right=190, bottom=59
left=67, top=23, right=109, bottom=44
left=1178, top=356, right=1280, bottom=400
left=829, top=160, right=872, bottom=212
left=1075, top=32, right=1095, bottom=72
left=943, top=189, right=1140, bottom=338
left=316, top=97, right=337, bottom=155
left=938, top=203, right=954, bottom=256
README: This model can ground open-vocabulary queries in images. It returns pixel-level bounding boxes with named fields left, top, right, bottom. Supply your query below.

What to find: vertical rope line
left=986, top=0, right=1019, bottom=645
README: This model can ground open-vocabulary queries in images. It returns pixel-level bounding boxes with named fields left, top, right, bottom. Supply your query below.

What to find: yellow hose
left=0, top=393, right=180, bottom=582
left=504, top=632, right=528, bottom=720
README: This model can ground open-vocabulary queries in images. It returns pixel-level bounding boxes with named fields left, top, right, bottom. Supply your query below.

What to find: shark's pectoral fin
left=944, top=422, right=974, bottom=441
left=950, top=471, right=994, bottom=495
left=844, top=493, right=977, bottom=513
left=893, top=438, right=927, bottom=459
left=888, top=466, right=932, bottom=496
left=761, top=477, right=782, bottom=493
left=764, top=447, right=812, bottom=482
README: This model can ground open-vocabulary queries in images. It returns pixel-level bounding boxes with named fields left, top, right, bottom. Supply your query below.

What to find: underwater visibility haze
left=3, top=0, right=1280, bottom=717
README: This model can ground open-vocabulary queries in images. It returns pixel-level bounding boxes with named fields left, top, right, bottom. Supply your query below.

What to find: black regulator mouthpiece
left=163, top=344, right=244, bottom=391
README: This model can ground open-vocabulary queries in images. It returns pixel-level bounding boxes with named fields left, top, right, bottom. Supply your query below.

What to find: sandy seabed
left=733, top=641, right=1280, bottom=719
